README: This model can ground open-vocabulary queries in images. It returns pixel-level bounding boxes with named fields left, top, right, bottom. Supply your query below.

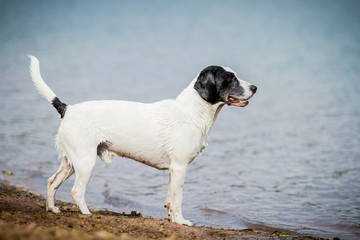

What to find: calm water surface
left=1, top=1, right=360, bottom=239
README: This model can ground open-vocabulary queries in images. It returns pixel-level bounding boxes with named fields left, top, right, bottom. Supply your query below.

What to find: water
left=1, top=0, right=360, bottom=239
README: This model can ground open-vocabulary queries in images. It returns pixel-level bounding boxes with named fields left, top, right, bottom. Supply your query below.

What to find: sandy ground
left=0, top=180, right=330, bottom=240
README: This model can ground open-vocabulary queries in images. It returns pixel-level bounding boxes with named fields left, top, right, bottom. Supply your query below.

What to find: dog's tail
left=28, top=55, right=67, bottom=118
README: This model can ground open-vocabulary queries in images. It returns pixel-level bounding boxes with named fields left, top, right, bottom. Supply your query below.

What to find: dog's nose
left=250, top=85, right=257, bottom=93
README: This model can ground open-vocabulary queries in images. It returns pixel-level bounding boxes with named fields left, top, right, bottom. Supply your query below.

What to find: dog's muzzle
left=226, top=85, right=257, bottom=107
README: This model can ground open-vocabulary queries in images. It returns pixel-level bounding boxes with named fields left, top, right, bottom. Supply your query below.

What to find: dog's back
left=57, top=100, right=175, bottom=169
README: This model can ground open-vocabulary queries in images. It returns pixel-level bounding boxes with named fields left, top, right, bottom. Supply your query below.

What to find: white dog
left=29, top=55, right=257, bottom=226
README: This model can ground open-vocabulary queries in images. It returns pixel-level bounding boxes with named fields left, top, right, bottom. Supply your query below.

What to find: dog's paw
left=80, top=210, right=92, bottom=215
left=176, top=218, right=193, bottom=227
left=47, top=206, right=61, bottom=214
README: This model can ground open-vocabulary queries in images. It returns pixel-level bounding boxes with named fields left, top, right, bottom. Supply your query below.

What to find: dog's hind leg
left=70, top=154, right=96, bottom=214
left=164, top=174, right=171, bottom=209
left=46, top=157, right=74, bottom=213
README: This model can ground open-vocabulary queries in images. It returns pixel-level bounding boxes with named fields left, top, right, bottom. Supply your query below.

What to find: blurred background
left=1, top=0, right=359, bottom=239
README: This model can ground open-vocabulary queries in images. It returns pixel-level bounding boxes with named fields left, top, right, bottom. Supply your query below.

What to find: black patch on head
left=194, top=66, right=244, bottom=104
left=52, top=97, right=67, bottom=118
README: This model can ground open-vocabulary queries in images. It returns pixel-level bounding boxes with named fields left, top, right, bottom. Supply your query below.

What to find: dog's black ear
left=194, top=68, right=219, bottom=104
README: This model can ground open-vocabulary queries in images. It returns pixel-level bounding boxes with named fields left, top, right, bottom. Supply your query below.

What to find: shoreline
left=0, top=180, right=329, bottom=240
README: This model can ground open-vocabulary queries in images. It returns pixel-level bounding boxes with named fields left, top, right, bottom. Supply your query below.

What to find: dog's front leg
left=166, top=164, right=193, bottom=226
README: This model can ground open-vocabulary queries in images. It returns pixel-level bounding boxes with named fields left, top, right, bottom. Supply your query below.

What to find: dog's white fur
left=29, top=55, right=255, bottom=226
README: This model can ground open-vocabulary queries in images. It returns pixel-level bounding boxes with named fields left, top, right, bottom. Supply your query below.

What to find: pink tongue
left=229, top=97, right=248, bottom=105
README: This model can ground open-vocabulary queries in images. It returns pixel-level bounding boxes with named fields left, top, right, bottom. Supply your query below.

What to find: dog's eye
left=228, top=77, right=236, bottom=82
left=227, top=73, right=236, bottom=82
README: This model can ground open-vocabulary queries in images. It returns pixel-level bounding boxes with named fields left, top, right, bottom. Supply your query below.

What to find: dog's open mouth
left=227, top=96, right=249, bottom=107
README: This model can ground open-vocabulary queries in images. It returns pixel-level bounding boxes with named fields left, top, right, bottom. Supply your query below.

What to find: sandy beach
left=0, top=180, right=331, bottom=240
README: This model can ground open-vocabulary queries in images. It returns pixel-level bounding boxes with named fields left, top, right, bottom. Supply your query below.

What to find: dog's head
left=194, top=66, right=257, bottom=107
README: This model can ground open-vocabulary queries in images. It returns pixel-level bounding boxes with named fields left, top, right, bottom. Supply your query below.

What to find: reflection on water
left=1, top=1, right=360, bottom=239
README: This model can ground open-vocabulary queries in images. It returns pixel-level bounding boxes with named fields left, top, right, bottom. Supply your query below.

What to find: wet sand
left=0, top=181, right=328, bottom=240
